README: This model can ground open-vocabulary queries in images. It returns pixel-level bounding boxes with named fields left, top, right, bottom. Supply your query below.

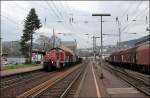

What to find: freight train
left=43, top=45, right=82, bottom=71
left=106, top=43, right=150, bottom=74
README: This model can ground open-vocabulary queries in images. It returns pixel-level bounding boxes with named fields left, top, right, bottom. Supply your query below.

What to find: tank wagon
left=43, top=45, right=82, bottom=71
left=107, top=43, right=150, bottom=74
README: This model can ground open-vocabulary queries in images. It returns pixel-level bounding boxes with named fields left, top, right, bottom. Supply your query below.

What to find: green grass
left=2, top=64, right=39, bottom=71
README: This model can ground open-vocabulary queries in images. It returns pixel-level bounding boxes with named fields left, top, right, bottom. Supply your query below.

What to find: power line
left=121, top=3, right=148, bottom=33
left=120, top=3, right=132, bottom=22
left=52, top=1, right=74, bottom=32
left=46, top=1, right=72, bottom=34
left=47, top=1, right=79, bottom=36
left=51, top=1, right=67, bottom=23
left=119, top=1, right=143, bottom=28
left=46, top=1, right=60, bottom=19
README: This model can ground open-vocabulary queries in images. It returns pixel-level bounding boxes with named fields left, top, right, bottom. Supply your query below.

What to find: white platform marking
left=92, top=64, right=101, bottom=97
left=107, top=87, right=139, bottom=94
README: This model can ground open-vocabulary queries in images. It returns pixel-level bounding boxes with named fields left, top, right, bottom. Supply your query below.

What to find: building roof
left=118, top=34, right=150, bottom=48
left=60, top=41, right=77, bottom=52
left=61, top=41, right=77, bottom=47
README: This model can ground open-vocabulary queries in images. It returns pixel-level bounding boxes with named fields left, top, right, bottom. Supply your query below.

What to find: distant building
left=60, top=40, right=77, bottom=53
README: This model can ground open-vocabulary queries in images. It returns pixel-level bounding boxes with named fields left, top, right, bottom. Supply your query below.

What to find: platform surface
left=0, top=65, right=43, bottom=77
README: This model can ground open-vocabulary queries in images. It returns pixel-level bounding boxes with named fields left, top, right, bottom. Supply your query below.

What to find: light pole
left=92, top=13, right=111, bottom=79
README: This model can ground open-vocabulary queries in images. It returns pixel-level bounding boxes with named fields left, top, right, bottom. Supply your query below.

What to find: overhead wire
left=46, top=1, right=90, bottom=48
left=120, top=1, right=147, bottom=33
left=52, top=1, right=74, bottom=33
left=46, top=1, right=72, bottom=34
left=54, top=1, right=93, bottom=48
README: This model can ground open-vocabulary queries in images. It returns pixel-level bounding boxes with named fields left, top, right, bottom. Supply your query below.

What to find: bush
left=35, top=61, right=41, bottom=64
left=25, top=59, right=30, bottom=64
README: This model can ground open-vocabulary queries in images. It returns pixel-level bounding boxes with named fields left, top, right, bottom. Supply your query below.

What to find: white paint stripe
left=91, top=64, right=101, bottom=97
left=107, top=87, right=139, bottom=94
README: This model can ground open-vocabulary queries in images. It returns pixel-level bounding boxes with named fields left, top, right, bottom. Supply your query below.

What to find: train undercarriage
left=109, top=62, right=150, bottom=75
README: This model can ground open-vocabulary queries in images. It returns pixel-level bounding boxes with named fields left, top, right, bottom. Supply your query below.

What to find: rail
left=60, top=66, right=83, bottom=98
left=103, top=63, right=150, bottom=96
left=17, top=64, right=83, bottom=98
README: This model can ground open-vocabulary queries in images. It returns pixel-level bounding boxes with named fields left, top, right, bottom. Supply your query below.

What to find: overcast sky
left=1, top=1, right=149, bottom=48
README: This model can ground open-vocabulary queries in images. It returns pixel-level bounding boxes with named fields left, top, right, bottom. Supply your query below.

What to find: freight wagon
left=107, top=43, right=150, bottom=74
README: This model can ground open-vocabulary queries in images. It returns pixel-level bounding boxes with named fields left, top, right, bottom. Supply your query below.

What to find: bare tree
left=36, top=35, right=52, bottom=50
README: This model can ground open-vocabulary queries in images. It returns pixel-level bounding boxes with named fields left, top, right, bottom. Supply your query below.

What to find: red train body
left=43, top=45, right=81, bottom=71
left=108, top=43, right=150, bottom=74
left=136, top=44, right=150, bottom=66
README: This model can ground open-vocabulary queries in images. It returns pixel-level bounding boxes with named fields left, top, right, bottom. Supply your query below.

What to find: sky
left=1, top=1, right=149, bottom=48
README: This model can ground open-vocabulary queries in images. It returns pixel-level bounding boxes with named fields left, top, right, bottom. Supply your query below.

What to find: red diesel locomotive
left=43, top=45, right=81, bottom=71
left=107, top=43, right=150, bottom=74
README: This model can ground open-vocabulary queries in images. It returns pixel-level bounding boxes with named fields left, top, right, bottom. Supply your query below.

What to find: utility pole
left=53, top=28, right=55, bottom=48
left=92, top=36, right=96, bottom=60
left=92, top=36, right=100, bottom=61
left=116, top=17, right=121, bottom=49
left=100, top=16, right=104, bottom=79
left=92, top=13, right=111, bottom=79
left=44, top=17, right=47, bottom=26
left=30, top=32, right=33, bottom=63
left=43, top=42, right=46, bottom=50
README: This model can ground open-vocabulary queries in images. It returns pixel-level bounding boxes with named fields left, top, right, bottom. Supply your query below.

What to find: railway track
left=1, top=70, right=42, bottom=82
left=124, top=69, right=150, bottom=86
left=38, top=66, right=84, bottom=98
left=103, top=63, right=150, bottom=97
left=0, top=70, right=59, bottom=98
left=16, top=64, right=86, bottom=98
left=0, top=71, right=51, bottom=89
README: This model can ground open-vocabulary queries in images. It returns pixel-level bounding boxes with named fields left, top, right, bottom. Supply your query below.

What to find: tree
left=20, top=8, right=42, bottom=63
left=35, top=35, right=52, bottom=50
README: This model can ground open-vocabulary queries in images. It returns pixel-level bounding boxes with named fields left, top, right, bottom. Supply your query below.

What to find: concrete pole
left=53, top=28, right=55, bottom=48
left=30, top=33, right=33, bottom=63
left=100, top=16, right=104, bottom=79
left=92, top=13, right=111, bottom=79
left=92, top=36, right=96, bottom=61
left=117, top=17, right=121, bottom=50
left=94, top=37, right=96, bottom=60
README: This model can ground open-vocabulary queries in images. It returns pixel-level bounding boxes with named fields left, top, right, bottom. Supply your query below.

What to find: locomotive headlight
left=52, top=61, right=53, bottom=63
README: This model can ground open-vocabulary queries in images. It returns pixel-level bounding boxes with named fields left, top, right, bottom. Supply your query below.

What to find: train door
left=121, top=55, right=124, bottom=62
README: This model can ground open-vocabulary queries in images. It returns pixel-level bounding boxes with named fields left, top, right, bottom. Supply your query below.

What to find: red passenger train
left=107, top=43, right=150, bottom=74
left=43, top=45, right=82, bottom=71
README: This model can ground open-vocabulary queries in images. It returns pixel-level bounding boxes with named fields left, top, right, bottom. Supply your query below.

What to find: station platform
left=0, top=65, right=43, bottom=77
left=74, top=62, right=148, bottom=98
left=75, top=63, right=108, bottom=97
